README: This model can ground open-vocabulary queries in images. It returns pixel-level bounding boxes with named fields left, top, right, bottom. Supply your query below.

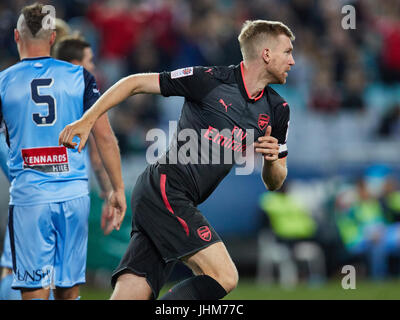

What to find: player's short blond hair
left=238, top=20, right=295, bottom=61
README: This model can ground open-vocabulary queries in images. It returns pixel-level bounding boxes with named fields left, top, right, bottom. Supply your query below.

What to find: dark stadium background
left=1, top=0, right=400, bottom=299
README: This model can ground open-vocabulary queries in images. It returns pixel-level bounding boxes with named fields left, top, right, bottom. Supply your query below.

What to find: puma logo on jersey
left=219, top=98, right=232, bottom=112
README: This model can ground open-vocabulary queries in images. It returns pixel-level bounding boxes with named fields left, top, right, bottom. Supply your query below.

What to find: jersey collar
left=20, top=56, right=52, bottom=61
left=234, top=61, right=265, bottom=103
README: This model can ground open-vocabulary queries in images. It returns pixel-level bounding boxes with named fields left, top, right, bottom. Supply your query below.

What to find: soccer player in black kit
left=59, top=20, right=295, bottom=300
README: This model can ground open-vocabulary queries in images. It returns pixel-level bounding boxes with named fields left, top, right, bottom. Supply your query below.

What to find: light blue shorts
left=8, top=196, right=90, bottom=289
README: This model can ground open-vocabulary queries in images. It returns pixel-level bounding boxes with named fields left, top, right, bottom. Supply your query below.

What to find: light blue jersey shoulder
left=0, top=57, right=100, bottom=205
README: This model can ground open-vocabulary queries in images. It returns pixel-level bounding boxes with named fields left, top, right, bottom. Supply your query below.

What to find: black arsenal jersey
left=158, top=62, right=290, bottom=205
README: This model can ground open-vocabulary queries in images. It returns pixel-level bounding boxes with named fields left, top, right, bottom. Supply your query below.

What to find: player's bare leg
left=110, top=272, right=152, bottom=300
left=183, top=242, right=239, bottom=293
left=0, top=267, right=22, bottom=300
left=160, top=242, right=238, bottom=300
left=54, top=285, right=80, bottom=300
left=21, top=288, right=50, bottom=300
left=1, top=267, right=13, bottom=279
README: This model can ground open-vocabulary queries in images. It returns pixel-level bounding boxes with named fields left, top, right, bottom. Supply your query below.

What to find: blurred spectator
left=86, top=0, right=141, bottom=60
left=291, top=0, right=324, bottom=31
left=258, top=181, right=326, bottom=285
left=309, top=66, right=341, bottom=114
left=370, top=0, right=400, bottom=84
left=110, top=94, right=160, bottom=156
left=377, top=103, right=400, bottom=138
left=335, top=177, right=400, bottom=279
left=126, top=31, right=163, bottom=74
left=340, top=67, right=367, bottom=112
left=259, top=182, right=317, bottom=242
left=380, top=177, right=400, bottom=223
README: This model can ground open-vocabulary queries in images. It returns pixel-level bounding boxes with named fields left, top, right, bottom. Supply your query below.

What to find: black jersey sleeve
left=272, top=102, right=290, bottom=158
left=83, top=68, right=101, bottom=112
left=159, top=66, right=217, bottom=102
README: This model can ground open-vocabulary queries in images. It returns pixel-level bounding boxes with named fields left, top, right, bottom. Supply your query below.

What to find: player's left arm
left=254, top=125, right=287, bottom=190
left=254, top=102, right=290, bottom=191
left=261, top=156, right=287, bottom=191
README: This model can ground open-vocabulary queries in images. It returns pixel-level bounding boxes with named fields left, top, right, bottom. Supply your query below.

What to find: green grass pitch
left=79, top=278, right=400, bottom=300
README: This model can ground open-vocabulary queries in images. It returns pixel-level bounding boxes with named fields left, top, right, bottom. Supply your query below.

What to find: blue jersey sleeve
left=0, top=96, right=3, bottom=125
left=83, top=68, right=101, bottom=112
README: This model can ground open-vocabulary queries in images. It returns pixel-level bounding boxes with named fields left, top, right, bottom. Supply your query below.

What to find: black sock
left=159, top=275, right=227, bottom=300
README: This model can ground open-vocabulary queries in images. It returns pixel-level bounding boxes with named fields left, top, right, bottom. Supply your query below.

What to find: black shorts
left=111, top=163, right=221, bottom=299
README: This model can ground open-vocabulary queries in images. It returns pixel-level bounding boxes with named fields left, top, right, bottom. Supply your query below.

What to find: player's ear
left=49, top=31, right=56, bottom=46
left=14, top=29, right=20, bottom=43
left=262, top=48, right=270, bottom=64
left=69, top=59, right=81, bottom=66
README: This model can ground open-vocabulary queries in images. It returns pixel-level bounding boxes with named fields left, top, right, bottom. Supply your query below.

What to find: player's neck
left=18, top=44, right=51, bottom=60
left=241, top=60, right=270, bottom=98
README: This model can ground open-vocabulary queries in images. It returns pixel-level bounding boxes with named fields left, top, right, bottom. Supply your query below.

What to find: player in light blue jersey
left=0, top=23, right=116, bottom=300
left=0, top=3, right=126, bottom=300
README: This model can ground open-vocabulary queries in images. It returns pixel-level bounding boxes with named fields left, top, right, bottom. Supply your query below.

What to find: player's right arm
left=59, top=73, right=160, bottom=152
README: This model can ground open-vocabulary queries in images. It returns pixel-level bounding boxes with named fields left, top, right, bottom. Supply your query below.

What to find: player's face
left=267, top=34, right=295, bottom=84
left=81, top=47, right=95, bottom=73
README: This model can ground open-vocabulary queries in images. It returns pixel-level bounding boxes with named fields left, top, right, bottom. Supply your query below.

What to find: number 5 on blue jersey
left=31, top=78, right=56, bottom=126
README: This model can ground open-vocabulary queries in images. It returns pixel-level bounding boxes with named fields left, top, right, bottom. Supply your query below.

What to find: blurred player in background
left=0, top=3, right=126, bottom=300
left=53, top=35, right=116, bottom=234
left=60, top=19, right=294, bottom=300
left=53, top=18, right=71, bottom=48
left=53, top=18, right=116, bottom=234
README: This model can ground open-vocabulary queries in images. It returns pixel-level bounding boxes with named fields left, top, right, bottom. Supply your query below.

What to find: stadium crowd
left=0, top=0, right=400, bottom=289
left=259, top=165, right=400, bottom=283
left=0, top=0, right=399, bottom=155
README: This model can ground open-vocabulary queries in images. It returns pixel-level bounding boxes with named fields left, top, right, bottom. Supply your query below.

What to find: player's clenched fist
left=254, top=125, right=279, bottom=162
left=59, top=118, right=93, bottom=153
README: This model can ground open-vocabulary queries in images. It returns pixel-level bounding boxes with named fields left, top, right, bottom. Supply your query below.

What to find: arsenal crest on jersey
left=197, top=226, right=212, bottom=241
left=258, top=114, right=270, bottom=131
